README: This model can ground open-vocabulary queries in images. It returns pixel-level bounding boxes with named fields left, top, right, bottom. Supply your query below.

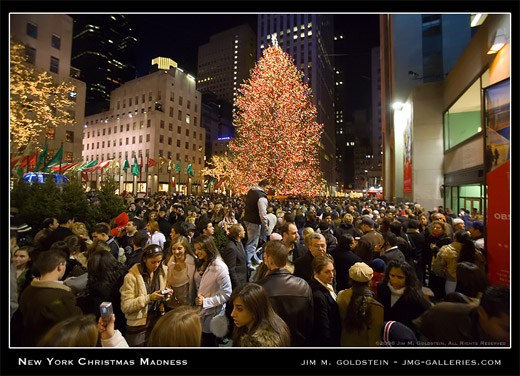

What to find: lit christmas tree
left=228, top=36, right=325, bottom=196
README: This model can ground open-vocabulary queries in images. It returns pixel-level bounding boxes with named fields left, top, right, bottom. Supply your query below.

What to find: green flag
left=34, top=143, right=48, bottom=172
left=123, top=158, right=130, bottom=171
left=186, top=163, right=194, bottom=177
left=41, top=144, right=63, bottom=172
left=79, top=159, right=98, bottom=172
left=132, top=156, right=139, bottom=176
left=175, top=161, right=182, bottom=172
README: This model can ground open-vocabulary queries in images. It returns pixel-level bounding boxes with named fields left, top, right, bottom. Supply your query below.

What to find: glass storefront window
left=443, top=78, right=482, bottom=151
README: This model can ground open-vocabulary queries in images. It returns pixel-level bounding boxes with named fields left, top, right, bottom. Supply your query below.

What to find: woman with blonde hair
left=166, top=236, right=197, bottom=308
left=38, top=314, right=99, bottom=347
left=72, top=222, right=93, bottom=245
left=302, top=227, right=315, bottom=248
left=148, top=305, right=202, bottom=347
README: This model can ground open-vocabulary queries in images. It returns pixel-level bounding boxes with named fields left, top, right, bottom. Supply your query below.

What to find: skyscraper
left=197, top=24, right=257, bottom=105
left=257, top=14, right=336, bottom=192
left=71, top=14, right=138, bottom=116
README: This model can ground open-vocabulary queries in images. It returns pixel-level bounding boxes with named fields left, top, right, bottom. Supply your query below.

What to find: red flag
left=147, top=158, right=157, bottom=168
left=18, top=156, right=29, bottom=168
left=29, top=153, right=37, bottom=168
left=217, top=180, right=223, bottom=189
left=171, top=176, right=175, bottom=187
left=82, top=172, right=89, bottom=182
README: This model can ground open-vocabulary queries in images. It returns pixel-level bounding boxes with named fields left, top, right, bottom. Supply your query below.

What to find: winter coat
left=19, top=279, right=82, bottom=346
left=120, top=263, right=168, bottom=327
left=335, top=222, right=362, bottom=240
left=376, top=282, right=431, bottom=330
left=308, top=277, right=341, bottom=347
left=239, top=326, right=285, bottom=347
left=356, top=230, right=383, bottom=264
left=432, top=242, right=486, bottom=281
left=336, top=287, right=384, bottom=347
left=257, top=268, right=314, bottom=347
left=432, top=242, right=462, bottom=281
left=196, top=257, right=232, bottom=333
left=221, top=238, right=248, bottom=289
left=329, top=247, right=362, bottom=292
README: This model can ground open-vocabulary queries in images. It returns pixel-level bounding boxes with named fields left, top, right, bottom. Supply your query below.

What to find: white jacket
left=147, top=232, right=166, bottom=249
left=196, top=256, right=232, bottom=332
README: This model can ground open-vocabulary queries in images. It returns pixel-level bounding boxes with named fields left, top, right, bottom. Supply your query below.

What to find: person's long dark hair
left=453, top=230, right=477, bottom=264
left=137, top=245, right=165, bottom=286
left=87, top=250, right=127, bottom=289
left=193, top=234, right=220, bottom=271
left=344, top=280, right=374, bottom=332
left=382, top=259, right=423, bottom=301
left=230, top=283, right=290, bottom=347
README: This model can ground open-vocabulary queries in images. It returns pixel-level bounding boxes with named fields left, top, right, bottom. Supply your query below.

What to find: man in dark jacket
left=406, top=219, right=426, bottom=282
left=18, top=249, right=83, bottom=346
left=91, top=223, right=120, bottom=261
left=377, top=232, right=406, bottom=265
left=257, top=240, right=314, bottom=347
left=242, top=180, right=269, bottom=268
left=355, top=217, right=383, bottom=265
left=294, top=233, right=327, bottom=282
left=413, top=286, right=510, bottom=346
left=330, top=233, right=362, bottom=292
left=281, top=223, right=308, bottom=269
left=221, top=224, right=248, bottom=289
left=124, top=230, right=148, bottom=269
left=40, top=212, right=74, bottom=250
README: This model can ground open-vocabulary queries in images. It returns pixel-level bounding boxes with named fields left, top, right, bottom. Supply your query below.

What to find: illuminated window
left=65, top=131, right=74, bottom=142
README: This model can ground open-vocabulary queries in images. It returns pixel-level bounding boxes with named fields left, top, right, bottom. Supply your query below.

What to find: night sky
left=129, top=13, right=380, bottom=114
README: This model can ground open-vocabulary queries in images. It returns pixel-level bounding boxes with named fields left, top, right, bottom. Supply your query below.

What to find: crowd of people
left=9, top=179, right=510, bottom=347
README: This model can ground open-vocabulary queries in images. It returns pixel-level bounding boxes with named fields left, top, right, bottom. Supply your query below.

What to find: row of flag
left=11, top=143, right=196, bottom=181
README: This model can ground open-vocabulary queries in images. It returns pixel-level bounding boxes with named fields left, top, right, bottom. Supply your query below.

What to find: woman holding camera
left=193, top=235, right=232, bottom=347
left=120, top=244, right=170, bottom=346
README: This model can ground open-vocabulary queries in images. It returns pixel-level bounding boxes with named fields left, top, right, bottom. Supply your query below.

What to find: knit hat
left=349, top=262, right=373, bottom=283
left=381, top=321, right=418, bottom=347
left=371, top=258, right=386, bottom=273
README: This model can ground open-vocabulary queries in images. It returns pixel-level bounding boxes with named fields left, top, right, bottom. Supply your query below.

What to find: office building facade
left=71, top=14, right=137, bottom=116
left=10, top=13, right=86, bottom=165
left=82, top=63, right=205, bottom=195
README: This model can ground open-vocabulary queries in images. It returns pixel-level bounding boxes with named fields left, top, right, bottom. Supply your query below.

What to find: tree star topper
left=271, top=33, right=278, bottom=47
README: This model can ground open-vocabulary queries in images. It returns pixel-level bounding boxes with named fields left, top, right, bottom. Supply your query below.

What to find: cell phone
left=160, top=288, right=172, bottom=295
left=100, top=302, right=113, bottom=322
